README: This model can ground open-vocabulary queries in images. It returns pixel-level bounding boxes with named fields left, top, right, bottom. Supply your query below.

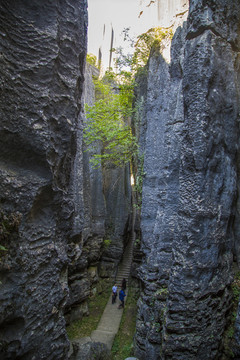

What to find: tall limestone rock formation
left=64, top=63, right=106, bottom=325
left=134, top=1, right=240, bottom=359
left=0, top=1, right=87, bottom=359
left=0, top=5, right=133, bottom=353
left=65, top=63, right=133, bottom=323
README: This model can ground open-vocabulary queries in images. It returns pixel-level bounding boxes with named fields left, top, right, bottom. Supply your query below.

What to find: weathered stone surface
left=70, top=340, right=112, bottom=360
left=134, top=19, right=187, bottom=359
left=102, top=165, right=132, bottom=260
left=64, top=62, right=104, bottom=321
left=65, top=301, right=89, bottom=326
left=134, top=1, right=240, bottom=359
left=0, top=1, right=87, bottom=359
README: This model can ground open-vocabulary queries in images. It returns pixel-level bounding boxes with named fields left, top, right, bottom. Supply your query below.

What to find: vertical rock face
left=102, top=165, right=132, bottom=260
left=65, top=63, right=106, bottom=323
left=135, top=1, right=240, bottom=359
left=0, top=1, right=87, bottom=359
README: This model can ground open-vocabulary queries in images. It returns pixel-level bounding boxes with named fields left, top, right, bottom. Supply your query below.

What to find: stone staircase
left=115, top=234, right=134, bottom=289
left=116, top=199, right=136, bottom=289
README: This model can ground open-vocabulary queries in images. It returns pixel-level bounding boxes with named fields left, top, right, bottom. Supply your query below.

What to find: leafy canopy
left=86, top=53, right=98, bottom=67
left=113, top=26, right=173, bottom=75
left=84, top=79, right=138, bottom=168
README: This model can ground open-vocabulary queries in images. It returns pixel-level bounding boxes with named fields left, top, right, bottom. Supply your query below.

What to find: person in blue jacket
left=118, top=288, right=126, bottom=308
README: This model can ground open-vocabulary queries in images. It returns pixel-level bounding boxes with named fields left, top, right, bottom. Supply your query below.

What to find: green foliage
left=132, top=27, right=173, bottom=72
left=156, top=287, right=168, bottom=296
left=86, top=53, right=98, bottom=67
left=134, top=238, right=140, bottom=246
left=221, top=271, right=240, bottom=357
left=85, top=27, right=173, bottom=169
left=235, top=271, right=240, bottom=280
left=232, top=284, right=240, bottom=301
left=103, top=238, right=111, bottom=248
left=84, top=79, right=138, bottom=168
left=113, top=27, right=173, bottom=77
left=154, top=322, right=161, bottom=332
left=226, top=326, right=235, bottom=339
left=0, top=211, right=21, bottom=239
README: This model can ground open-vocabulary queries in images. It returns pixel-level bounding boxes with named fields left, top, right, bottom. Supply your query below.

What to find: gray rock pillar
left=0, top=1, right=87, bottom=359
left=135, top=1, right=240, bottom=359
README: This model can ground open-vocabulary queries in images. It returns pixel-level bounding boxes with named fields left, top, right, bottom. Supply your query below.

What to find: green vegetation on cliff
left=84, top=79, right=138, bottom=168
left=84, top=27, right=172, bottom=169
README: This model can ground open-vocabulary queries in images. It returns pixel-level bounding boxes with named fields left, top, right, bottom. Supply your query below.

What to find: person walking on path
left=118, top=288, right=126, bottom=308
left=121, top=278, right=126, bottom=291
left=112, top=284, right=117, bottom=304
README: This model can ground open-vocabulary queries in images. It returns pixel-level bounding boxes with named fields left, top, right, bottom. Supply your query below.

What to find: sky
left=87, top=0, right=161, bottom=70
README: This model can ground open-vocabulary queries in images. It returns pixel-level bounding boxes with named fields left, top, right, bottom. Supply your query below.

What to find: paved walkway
left=73, top=206, right=136, bottom=351
left=72, top=292, right=127, bottom=350
left=91, top=291, right=127, bottom=349
left=90, top=205, right=136, bottom=350
left=90, top=227, right=135, bottom=349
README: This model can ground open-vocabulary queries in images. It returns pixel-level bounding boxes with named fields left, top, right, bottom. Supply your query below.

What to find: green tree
left=84, top=79, right=138, bottom=168
left=86, top=53, right=98, bottom=67
left=132, top=27, right=173, bottom=71
left=84, top=27, right=172, bottom=169
left=113, top=27, right=173, bottom=76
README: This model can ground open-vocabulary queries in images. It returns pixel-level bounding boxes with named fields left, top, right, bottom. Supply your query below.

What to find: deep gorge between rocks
left=1, top=1, right=240, bottom=359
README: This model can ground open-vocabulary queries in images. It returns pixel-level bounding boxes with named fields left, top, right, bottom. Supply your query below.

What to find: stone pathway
left=90, top=227, right=135, bottom=350
left=69, top=208, right=137, bottom=360
left=71, top=293, right=126, bottom=353
left=91, top=291, right=126, bottom=349
left=72, top=206, right=136, bottom=354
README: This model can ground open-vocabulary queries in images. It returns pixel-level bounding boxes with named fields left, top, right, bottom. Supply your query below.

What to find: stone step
left=121, top=259, right=132, bottom=267
left=116, top=272, right=131, bottom=276
left=117, top=270, right=131, bottom=274
left=116, top=275, right=131, bottom=282
left=120, top=258, right=132, bottom=263
left=118, top=263, right=132, bottom=268
left=118, top=261, right=132, bottom=267
left=117, top=270, right=131, bottom=276
left=117, top=274, right=130, bottom=279
left=119, top=260, right=132, bottom=265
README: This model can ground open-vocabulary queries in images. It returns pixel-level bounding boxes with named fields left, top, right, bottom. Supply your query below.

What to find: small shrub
left=154, top=322, right=161, bottom=332
left=227, top=327, right=235, bottom=339
left=86, top=53, right=98, bottom=67
left=103, top=239, right=111, bottom=248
